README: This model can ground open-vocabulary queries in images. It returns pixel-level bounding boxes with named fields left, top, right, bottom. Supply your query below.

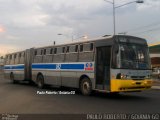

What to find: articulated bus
left=4, top=35, right=152, bottom=95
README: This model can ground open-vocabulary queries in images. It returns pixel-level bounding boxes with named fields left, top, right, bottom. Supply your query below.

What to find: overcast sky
left=0, top=0, right=160, bottom=55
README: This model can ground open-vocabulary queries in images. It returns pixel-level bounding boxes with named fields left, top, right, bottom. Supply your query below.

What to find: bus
left=4, top=35, right=152, bottom=95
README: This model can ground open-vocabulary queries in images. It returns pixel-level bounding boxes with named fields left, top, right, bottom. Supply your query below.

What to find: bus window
left=23, top=52, right=25, bottom=57
left=83, top=43, right=92, bottom=52
left=75, top=45, right=78, bottom=52
left=62, top=47, right=65, bottom=53
left=69, top=45, right=77, bottom=53
left=35, top=50, right=37, bottom=55
left=90, top=43, right=94, bottom=51
left=80, top=44, right=83, bottom=52
left=40, top=49, right=43, bottom=55
left=9, top=55, right=12, bottom=59
left=35, top=49, right=41, bottom=56
left=66, top=46, right=69, bottom=53
left=120, top=44, right=150, bottom=69
left=57, top=47, right=62, bottom=54
left=44, top=49, right=46, bottom=55
left=54, top=48, right=57, bottom=54
left=14, top=54, right=17, bottom=59
left=50, top=48, right=53, bottom=54
left=19, top=53, right=21, bottom=58
left=45, top=48, right=51, bottom=55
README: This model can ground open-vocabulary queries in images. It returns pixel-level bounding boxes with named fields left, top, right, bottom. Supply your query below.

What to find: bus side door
left=96, top=46, right=111, bottom=91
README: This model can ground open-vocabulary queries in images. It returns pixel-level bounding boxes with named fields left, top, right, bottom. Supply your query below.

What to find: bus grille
left=131, top=76, right=145, bottom=80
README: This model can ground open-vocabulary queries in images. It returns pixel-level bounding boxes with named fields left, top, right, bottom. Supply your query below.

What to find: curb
left=152, top=86, right=160, bottom=90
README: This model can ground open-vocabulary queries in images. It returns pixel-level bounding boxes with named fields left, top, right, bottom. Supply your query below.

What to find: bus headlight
left=145, top=75, right=151, bottom=79
left=144, top=81, right=147, bottom=84
left=121, top=74, right=130, bottom=79
left=144, top=80, right=152, bottom=85
left=116, top=73, right=130, bottom=79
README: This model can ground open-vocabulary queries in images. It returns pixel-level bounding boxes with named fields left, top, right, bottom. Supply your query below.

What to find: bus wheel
left=80, top=78, right=92, bottom=95
left=10, top=73, right=16, bottom=84
left=37, top=74, right=44, bottom=89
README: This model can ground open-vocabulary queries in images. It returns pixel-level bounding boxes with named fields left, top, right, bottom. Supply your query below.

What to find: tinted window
left=35, top=50, right=37, bottom=55
left=41, top=49, right=43, bottom=55
left=80, top=44, right=83, bottom=52
left=90, top=43, right=94, bottom=51
left=50, top=48, right=53, bottom=54
left=69, top=45, right=74, bottom=52
left=69, top=45, right=78, bottom=53
left=62, top=47, right=65, bottom=53
left=54, top=48, right=57, bottom=54
left=19, top=53, right=21, bottom=57
left=66, top=46, right=69, bottom=53
left=37, top=49, right=42, bottom=55
left=44, top=49, right=46, bottom=55
left=23, top=52, right=25, bottom=57
left=83, top=43, right=92, bottom=51
left=14, top=54, right=17, bottom=58
left=57, top=47, right=62, bottom=54
left=57, top=47, right=65, bottom=54
left=75, top=45, right=78, bottom=52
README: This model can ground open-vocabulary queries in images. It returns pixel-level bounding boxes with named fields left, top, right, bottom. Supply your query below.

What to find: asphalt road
left=0, top=73, right=159, bottom=114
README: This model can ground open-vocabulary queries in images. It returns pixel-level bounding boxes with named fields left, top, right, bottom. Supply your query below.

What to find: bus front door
left=96, top=46, right=111, bottom=91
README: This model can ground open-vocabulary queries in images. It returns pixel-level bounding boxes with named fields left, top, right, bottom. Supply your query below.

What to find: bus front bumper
left=110, top=79, right=152, bottom=92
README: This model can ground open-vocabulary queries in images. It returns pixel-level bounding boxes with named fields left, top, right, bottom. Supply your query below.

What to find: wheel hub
left=83, top=82, right=90, bottom=93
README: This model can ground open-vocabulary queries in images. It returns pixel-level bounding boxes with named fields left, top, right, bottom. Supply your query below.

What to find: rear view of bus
left=110, top=35, right=152, bottom=92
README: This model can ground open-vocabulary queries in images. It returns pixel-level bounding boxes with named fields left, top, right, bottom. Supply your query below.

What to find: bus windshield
left=119, top=43, right=150, bottom=69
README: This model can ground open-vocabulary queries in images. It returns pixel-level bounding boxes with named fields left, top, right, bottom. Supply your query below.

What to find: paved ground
left=152, top=79, right=160, bottom=89
left=0, top=73, right=159, bottom=114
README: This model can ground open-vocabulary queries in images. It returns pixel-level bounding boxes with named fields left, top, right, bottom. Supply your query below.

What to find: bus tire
left=80, top=78, right=92, bottom=95
left=37, top=74, right=44, bottom=89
